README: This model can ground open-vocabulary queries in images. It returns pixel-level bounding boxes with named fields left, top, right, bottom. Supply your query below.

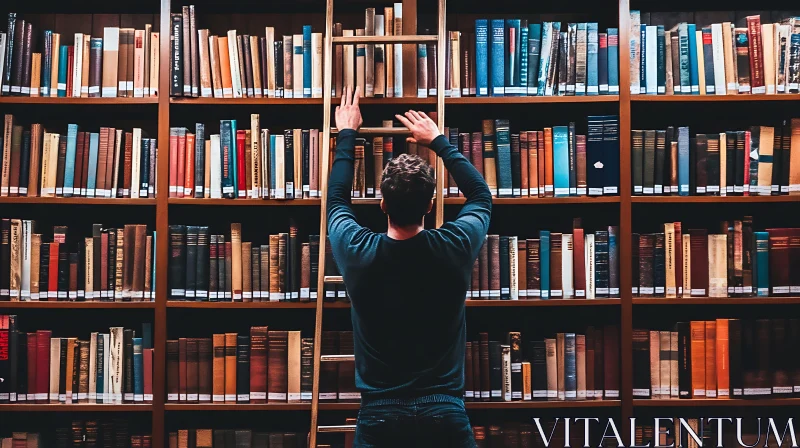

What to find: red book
left=519, top=132, right=529, bottom=197
left=66, top=47, right=74, bottom=97
left=176, top=130, right=186, bottom=198
left=743, top=131, right=751, bottom=196
left=249, top=326, right=268, bottom=404
left=746, top=16, right=765, bottom=93
left=573, top=226, right=586, bottom=297
left=689, top=229, right=709, bottom=296
left=26, top=332, right=36, bottom=401
left=144, top=348, right=153, bottom=403
left=36, top=330, right=51, bottom=403
left=236, top=130, right=247, bottom=198
left=184, top=133, right=195, bottom=198
left=537, top=131, right=546, bottom=197
left=48, top=242, right=59, bottom=300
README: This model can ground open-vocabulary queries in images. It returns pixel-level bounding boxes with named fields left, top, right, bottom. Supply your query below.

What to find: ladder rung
left=317, top=425, right=357, bottom=433
left=323, top=275, right=343, bottom=283
left=332, top=35, right=438, bottom=44
left=331, top=127, right=411, bottom=135
left=321, top=354, right=355, bottom=362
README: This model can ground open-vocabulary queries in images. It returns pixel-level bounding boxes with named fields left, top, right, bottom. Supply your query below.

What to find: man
left=328, top=87, right=491, bottom=447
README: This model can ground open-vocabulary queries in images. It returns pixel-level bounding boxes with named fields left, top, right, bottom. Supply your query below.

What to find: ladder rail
left=435, top=0, right=446, bottom=229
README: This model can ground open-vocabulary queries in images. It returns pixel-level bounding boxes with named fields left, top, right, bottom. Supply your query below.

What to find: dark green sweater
left=328, top=129, right=491, bottom=402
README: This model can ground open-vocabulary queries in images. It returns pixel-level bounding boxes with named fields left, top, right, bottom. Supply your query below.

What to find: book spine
left=490, top=20, right=504, bottom=96
left=587, top=23, right=599, bottom=95
left=747, top=16, right=765, bottom=94
left=607, top=28, right=619, bottom=93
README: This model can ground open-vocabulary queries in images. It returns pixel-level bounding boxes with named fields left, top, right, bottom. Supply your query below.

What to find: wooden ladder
left=308, top=0, right=446, bottom=445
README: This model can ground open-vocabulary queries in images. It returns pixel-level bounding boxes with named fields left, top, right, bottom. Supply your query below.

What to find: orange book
left=537, top=131, right=545, bottom=197
left=185, top=133, right=196, bottom=197
left=543, top=128, right=554, bottom=197
left=704, top=321, right=717, bottom=398
left=526, top=131, right=537, bottom=198
left=715, top=319, right=729, bottom=399
left=217, top=36, right=233, bottom=98
left=224, top=333, right=237, bottom=402
left=690, top=321, right=706, bottom=398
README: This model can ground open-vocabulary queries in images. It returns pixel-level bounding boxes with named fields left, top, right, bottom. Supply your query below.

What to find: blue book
left=269, top=134, right=277, bottom=195
left=230, top=120, right=238, bottom=197
left=678, top=23, right=690, bottom=93
left=475, top=20, right=489, bottom=96
left=528, top=24, right=541, bottom=95
left=639, top=25, right=646, bottom=94
left=96, top=335, right=105, bottom=403
left=303, top=25, right=312, bottom=97
left=537, top=23, right=553, bottom=95
left=678, top=127, right=690, bottom=195
left=587, top=116, right=604, bottom=195
left=133, top=338, right=144, bottom=401
left=587, top=23, right=599, bottom=95
left=564, top=334, right=577, bottom=400
left=687, top=24, right=699, bottom=94
left=220, top=120, right=235, bottom=198
left=577, top=23, right=587, bottom=95
left=63, top=124, right=79, bottom=197
left=520, top=22, right=529, bottom=96
left=754, top=232, right=769, bottom=297
left=607, top=28, right=619, bottom=94
left=41, top=30, right=53, bottom=96
left=539, top=231, right=550, bottom=299
left=603, top=116, right=619, bottom=195
left=416, top=43, right=427, bottom=97
left=57, top=45, right=68, bottom=97
left=490, top=19, right=505, bottom=96
left=552, top=126, right=570, bottom=197
left=608, top=226, right=619, bottom=297
left=86, top=133, right=100, bottom=196
left=494, top=119, right=512, bottom=197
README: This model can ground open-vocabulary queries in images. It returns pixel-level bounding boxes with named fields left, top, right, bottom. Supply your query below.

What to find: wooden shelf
left=0, top=197, right=156, bottom=205
left=0, top=97, right=158, bottom=105
left=165, top=403, right=310, bottom=411
left=168, top=299, right=622, bottom=309
left=632, top=196, right=800, bottom=203
left=0, top=301, right=156, bottom=309
left=168, top=198, right=321, bottom=206
left=168, top=96, right=619, bottom=105
left=168, top=301, right=317, bottom=309
left=466, top=299, right=620, bottom=307
left=466, top=400, right=620, bottom=409
left=447, top=95, right=619, bottom=104
left=0, top=404, right=153, bottom=412
left=446, top=196, right=620, bottom=205
left=633, top=297, right=800, bottom=305
left=634, top=399, right=800, bottom=407
left=631, top=94, right=800, bottom=102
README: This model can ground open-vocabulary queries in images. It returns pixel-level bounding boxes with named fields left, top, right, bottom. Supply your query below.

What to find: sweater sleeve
left=428, top=134, right=492, bottom=263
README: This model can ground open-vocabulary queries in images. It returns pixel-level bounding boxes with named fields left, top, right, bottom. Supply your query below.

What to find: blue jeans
left=354, top=395, right=476, bottom=448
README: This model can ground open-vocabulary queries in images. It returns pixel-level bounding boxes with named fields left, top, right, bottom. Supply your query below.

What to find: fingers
left=345, top=86, right=352, bottom=107
left=340, top=87, right=346, bottom=108
left=403, top=111, right=419, bottom=125
left=395, top=114, right=414, bottom=129
left=335, top=106, right=340, bottom=115
left=408, top=110, right=424, bottom=122
left=353, top=86, right=361, bottom=106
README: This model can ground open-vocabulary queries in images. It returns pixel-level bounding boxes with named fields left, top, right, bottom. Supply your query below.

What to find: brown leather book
left=212, top=334, right=224, bottom=402
left=180, top=7, right=191, bottom=96
left=117, top=29, right=129, bottom=97
left=242, top=36, right=254, bottom=97
left=104, top=128, right=116, bottom=197
left=8, top=125, right=22, bottom=197
left=556, top=333, right=565, bottom=400
left=30, top=53, right=41, bottom=98
left=54, top=135, right=67, bottom=196
left=97, top=128, right=110, bottom=195
left=471, top=341, right=480, bottom=399
left=471, top=132, right=484, bottom=179
left=197, top=30, right=212, bottom=97
left=78, top=340, right=89, bottom=403
left=224, top=333, right=237, bottom=402
left=465, top=341, right=474, bottom=401
left=249, top=326, right=268, bottom=403
left=300, top=243, right=310, bottom=301
left=80, top=132, right=91, bottom=196
left=237, top=35, right=249, bottom=98
left=267, top=331, right=288, bottom=402
left=585, top=329, right=595, bottom=399
left=177, top=338, right=187, bottom=401
left=488, top=235, right=500, bottom=298
left=688, top=229, right=709, bottom=296
left=132, top=225, right=147, bottom=299
left=259, top=245, right=269, bottom=300
left=198, top=338, right=211, bottom=402
left=478, top=237, right=489, bottom=298
left=576, top=135, right=587, bottom=195
left=188, top=6, right=199, bottom=97
left=123, top=132, right=133, bottom=197
left=338, top=331, right=358, bottom=403
left=690, top=321, right=706, bottom=397
left=320, top=331, right=338, bottom=401
left=573, top=226, right=586, bottom=297
left=231, top=223, right=243, bottom=301
left=479, top=333, right=490, bottom=401
left=301, top=337, right=314, bottom=402
left=550, top=233, right=563, bottom=297
left=519, top=132, right=529, bottom=197
left=65, top=338, right=76, bottom=403
left=517, top=240, right=527, bottom=299
left=603, top=325, right=619, bottom=399
left=27, top=124, right=42, bottom=196
left=186, top=338, right=199, bottom=402
left=527, top=239, right=540, bottom=298
left=241, top=241, right=252, bottom=302
left=704, top=321, right=717, bottom=398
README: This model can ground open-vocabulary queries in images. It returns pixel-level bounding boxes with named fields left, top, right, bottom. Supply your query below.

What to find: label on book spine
left=125, top=393, right=134, bottom=401
left=300, top=288, right=310, bottom=299
left=576, top=290, right=585, bottom=297
left=135, top=394, right=144, bottom=402
left=242, top=292, right=252, bottom=299
left=465, top=391, right=474, bottom=398
left=224, top=394, right=236, bottom=401
left=237, top=394, right=249, bottom=401
left=288, top=392, right=302, bottom=402
left=213, top=394, right=224, bottom=402
left=319, top=392, right=337, bottom=400
left=268, top=393, right=287, bottom=400
left=589, top=187, right=603, bottom=195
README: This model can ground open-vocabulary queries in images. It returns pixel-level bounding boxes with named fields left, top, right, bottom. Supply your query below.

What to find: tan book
left=143, top=24, right=152, bottom=96
left=556, top=333, right=565, bottom=400
left=343, top=29, right=355, bottom=94
left=149, top=32, right=160, bottom=97
left=265, top=27, right=276, bottom=98
left=384, top=8, right=394, bottom=97
left=293, top=129, right=302, bottom=198
left=224, top=333, right=237, bottom=402
left=682, top=234, right=691, bottom=293
left=144, top=235, right=152, bottom=300
left=231, top=223, right=243, bottom=300
left=544, top=338, right=557, bottom=400
left=81, top=34, right=91, bottom=97
left=50, top=33, right=61, bottom=97
left=356, top=29, right=366, bottom=95
left=696, top=31, right=705, bottom=95
left=722, top=23, right=737, bottom=94
left=374, top=16, right=385, bottom=97
left=84, top=237, right=94, bottom=300
left=114, top=230, right=123, bottom=300
left=9, top=219, right=21, bottom=300
left=791, top=119, right=800, bottom=194
left=649, top=330, right=660, bottom=398
left=665, top=223, right=676, bottom=298
left=250, top=114, right=261, bottom=198
left=78, top=340, right=89, bottom=402
left=28, top=124, right=42, bottom=196
left=269, top=235, right=280, bottom=299
left=111, top=129, right=123, bottom=197
left=212, top=334, right=225, bottom=402
left=242, top=241, right=252, bottom=300
left=521, top=361, right=531, bottom=400
left=250, top=35, right=263, bottom=98
left=118, top=29, right=131, bottom=97
left=260, top=129, right=270, bottom=198
left=762, top=24, right=775, bottom=94
left=197, top=29, right=212, bottom=97
left=133, top=29, right=146, bottom=97
left=393, top=3, right=403, bottom=97
left=226, top=31, right=243, bottom=98
left=218, top=36, right=233, bottom=98
left=287, top=330, right=301, bottom=403
left=30, top=234, right=41, bottom=300
left=312, top=33, right=322, bottom=98
left=664, top=31, right=673, bottom=95
left=65, top=338, right=76, bottom=403
left=708, top=234, right=727, bottom=298
left=450, top=31, right=461, bottom=97
left=49, top=338, right=61, bottom=402
left=576, top=334, right=586, bottom=400
left=659, top=331, right=671, bottom=400
left=207, top=35, right=222, bottom=98
left=30, top=53, right=41, bottom=98
left=204, top=140, right=211, bottom=197
left=102, top=28, right=119, bottom=97
left=757, top=126, right=774, bottom=195
left=293, top=33, right=303, bottom=98
left=365, top=8, right=375, bottom=97
left=38, top=133, right=51, bottom=197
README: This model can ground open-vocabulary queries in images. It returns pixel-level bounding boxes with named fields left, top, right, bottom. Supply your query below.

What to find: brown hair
left=380, top=154, right=436, bottom=226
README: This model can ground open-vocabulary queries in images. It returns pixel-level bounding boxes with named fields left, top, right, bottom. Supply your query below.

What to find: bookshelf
left=4, top=0, right=800, bottom=445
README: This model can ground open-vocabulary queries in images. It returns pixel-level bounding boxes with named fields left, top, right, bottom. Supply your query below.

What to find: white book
left=112, top=129, right=123, bottom=197
left=0, top=33, right=6, bottom=94
left=265, top=27, right=276, bottom=97
left=49, top=338, right=61, bottom=402
left=45, top=134, right=60, bottom=196
left=109, top=328, right=123, bottom=403
left=130, top=128, right=142, bottom=198
left=585, top=234, right=595, bottom=299
left=21, top=220, right=31, bottom=300
left=210, top=135, right=222, bottom=198
left=89, top=333, right=98, bottom=401
left=509, top=236, right=518, bottom=300
left=393, top=3, right=403, bottom=97
left=779, top=25, right=791, bottom=93
left=103, top=333, right=111, bottom=403
left=293, top=34, right=304, bottom=98
left=562, top=234, right=574, bottom=298
left=312, top=33, right=323, bottom=98
left=645, top=26, right=657, bottom=95
left=227, top=30, right=243, bottom=98
left=275, top=135, right=285, bottom=199
left=73, top=33, right=84, bottom=98
left=711, top=24, right=726, bottom=95
left=762, top=24, right=775, bottom=94
left=629, top=11, right=641, bottom=94
left=664, top=223, right=676, bottom=298
left=102, top=28, right=120, bottom=97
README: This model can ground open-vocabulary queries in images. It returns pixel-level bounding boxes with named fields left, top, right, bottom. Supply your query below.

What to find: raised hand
left=394, top=110, right=441, bottom=147
left=335, top=86, right=363, bottom=132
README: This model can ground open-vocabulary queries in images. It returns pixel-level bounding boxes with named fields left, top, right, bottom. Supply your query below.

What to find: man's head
left=379, top=154, right=435, bottom=227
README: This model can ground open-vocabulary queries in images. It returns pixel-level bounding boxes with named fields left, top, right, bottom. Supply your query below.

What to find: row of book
left=2, top=421, right=150, bottom=448
left=1, top=14, right=159, bottom=98
left=630, top=13, right=800, bottom=95
left=168, top=224, right=318, bottom=302
left=631, top=123, right=800, bottom=197
left=633, top=219, right=800, bottom=298
left=473, top=21, right=619, bottom=97
left=0, top=316, right=154, bottom=404
left=169, top=430, right=306, bottom=448
left=467, top=225, right=620, bottom=301
left=166, top=328, right=315, bottom=404
left=633, top=318, right=800, bottom=399
left=2, top=116, right=157, bottom=199
left=463, top=327, right=620, bottom=403
left=0, top=221, right=156, bottom=302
